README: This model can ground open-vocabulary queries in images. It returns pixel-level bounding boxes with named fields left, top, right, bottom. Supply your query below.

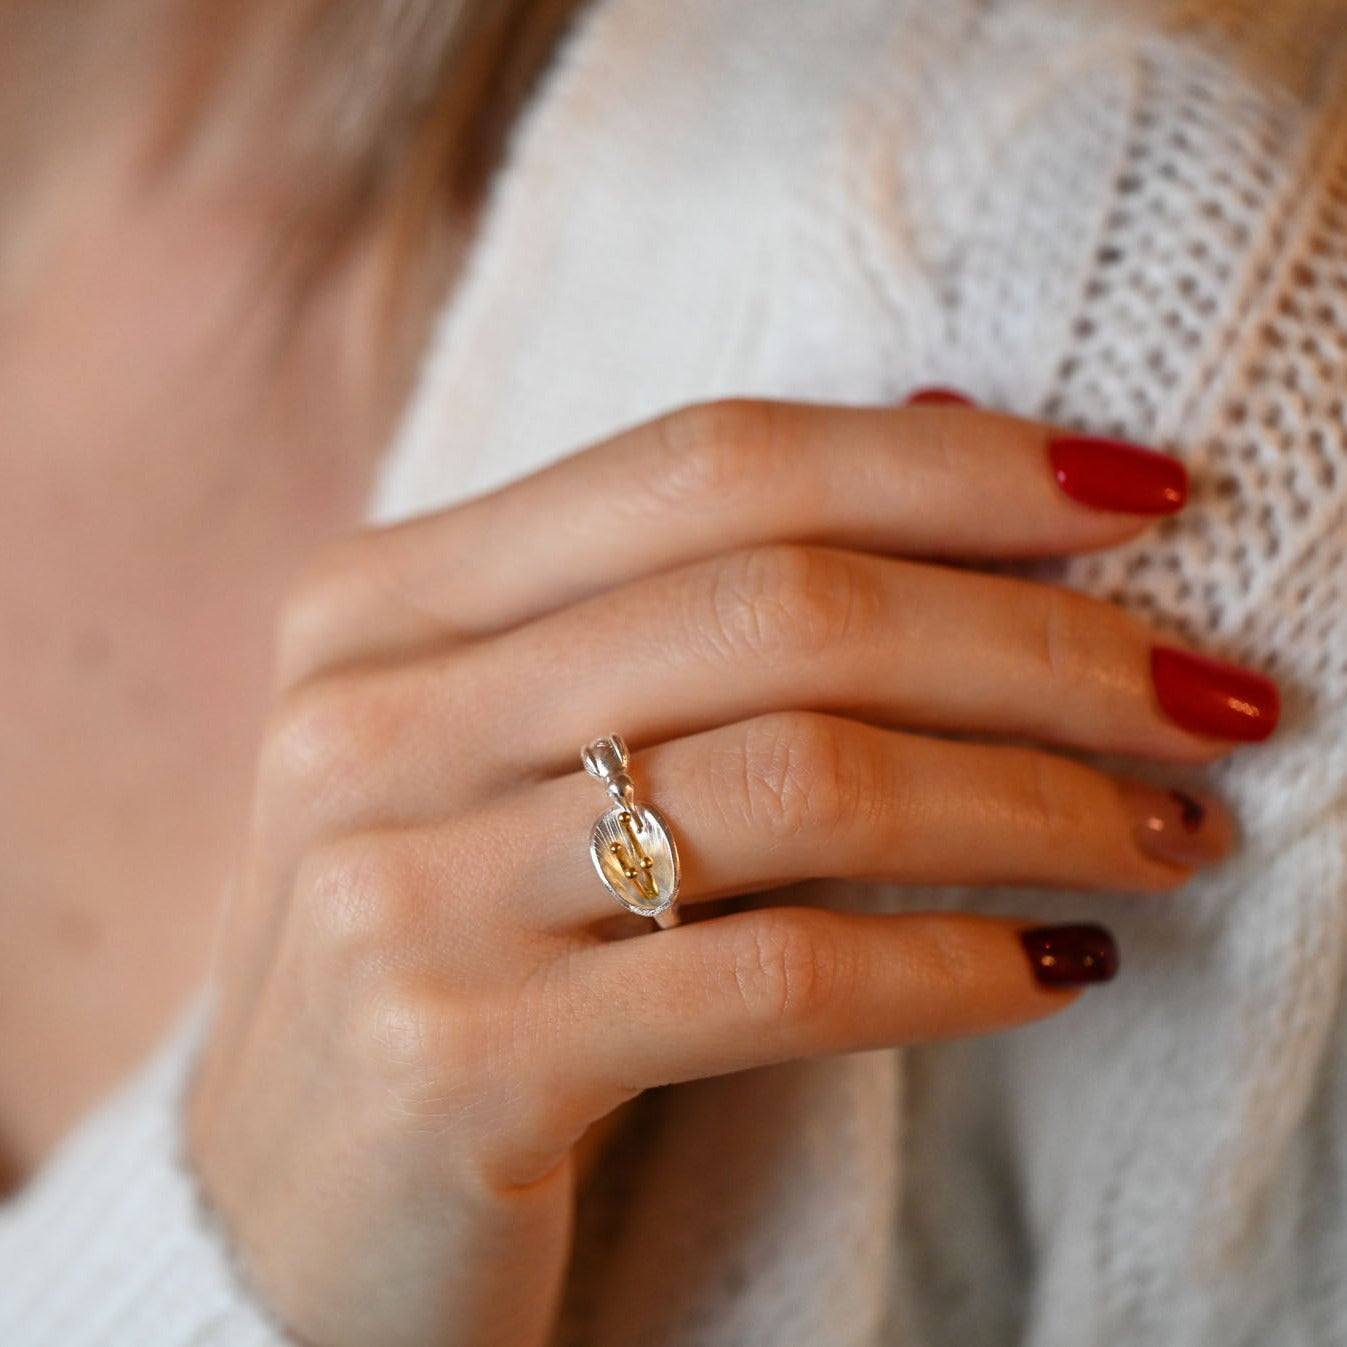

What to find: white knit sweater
left=7, top=1, right=1347, bottom=1342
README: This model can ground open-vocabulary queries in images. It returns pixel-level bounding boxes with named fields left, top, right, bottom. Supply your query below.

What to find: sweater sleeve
left=0, top=997, right=294, bottom=1347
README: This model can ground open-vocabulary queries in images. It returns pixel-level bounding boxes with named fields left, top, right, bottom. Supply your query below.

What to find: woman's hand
left=186, top=395, right=1276, bottom=1347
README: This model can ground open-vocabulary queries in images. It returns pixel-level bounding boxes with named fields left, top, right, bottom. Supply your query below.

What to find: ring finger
left=399, top=709, right=1236, bottom=940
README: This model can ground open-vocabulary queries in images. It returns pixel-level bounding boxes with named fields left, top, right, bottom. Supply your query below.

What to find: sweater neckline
left=368, top=0, right=615, bottom=525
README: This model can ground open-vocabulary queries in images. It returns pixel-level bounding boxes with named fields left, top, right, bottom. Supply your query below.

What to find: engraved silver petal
left=588, top=801, right=681, bottom=918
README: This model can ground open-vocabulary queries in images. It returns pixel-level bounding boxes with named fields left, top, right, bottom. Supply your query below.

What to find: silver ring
left=580, top=734, right=682, bottom=929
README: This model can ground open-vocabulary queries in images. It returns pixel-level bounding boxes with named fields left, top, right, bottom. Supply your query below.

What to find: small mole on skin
left=50, top=906, right=106, bottom=955
left=69, top=627, right=113, bottom=672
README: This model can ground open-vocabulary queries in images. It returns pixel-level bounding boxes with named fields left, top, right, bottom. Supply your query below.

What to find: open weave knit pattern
left=6, top=1, right=1347, bottom=1345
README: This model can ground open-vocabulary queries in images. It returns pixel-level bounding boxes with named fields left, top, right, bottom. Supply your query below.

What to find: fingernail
left=903, top=386, right=977, bottom=406
left=1048, top=434, right=1188, bottom=514
left=1019, top=923, right=1119, bottom=987
left=1119, top=782, right=1235, bottom=869
left=1151, top=646, right=1281, bottom=743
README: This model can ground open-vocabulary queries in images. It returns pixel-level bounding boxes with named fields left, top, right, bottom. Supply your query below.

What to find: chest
left=0, top=888, right=215, bottom=1192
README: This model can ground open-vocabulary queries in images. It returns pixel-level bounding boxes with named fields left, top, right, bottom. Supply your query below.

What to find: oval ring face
left=588, top=801, right=681, bottom=918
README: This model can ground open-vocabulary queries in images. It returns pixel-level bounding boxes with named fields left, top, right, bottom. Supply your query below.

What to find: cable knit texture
left=5, top=1, right=1347, bottom=1342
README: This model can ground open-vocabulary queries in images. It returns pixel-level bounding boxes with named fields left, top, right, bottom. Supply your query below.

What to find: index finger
left=279, top=396, right=1188, bottom=684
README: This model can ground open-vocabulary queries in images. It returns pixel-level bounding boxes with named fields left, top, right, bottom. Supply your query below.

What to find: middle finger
left=330, top=543, right=1278, bottom=823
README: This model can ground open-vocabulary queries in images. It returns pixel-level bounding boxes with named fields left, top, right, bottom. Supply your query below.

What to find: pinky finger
left=563, top=907, right=1116, bottom=1093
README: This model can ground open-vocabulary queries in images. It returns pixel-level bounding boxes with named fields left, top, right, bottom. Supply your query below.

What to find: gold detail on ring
left=609, top=810, right=658, bottom=898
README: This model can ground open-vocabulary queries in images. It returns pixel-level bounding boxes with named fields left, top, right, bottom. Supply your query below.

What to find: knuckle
left=258, top=672, right=398, bottom=812
left=344, top=974, right=495, bottom=1119
left=296, top=833, right=427, bottom=958
left=648, top=398, right=776, bottom=509
left=346, top=974, right=442, bottom=1067
left=343, top=969, right=572, bottom=1195
left=725, top=710, right=866, bottom=846
left=274, top=537, right=368, bottom=685
left=701, top=543, right=868, bottom=664
left=724, top=910, right=849, bottom=1032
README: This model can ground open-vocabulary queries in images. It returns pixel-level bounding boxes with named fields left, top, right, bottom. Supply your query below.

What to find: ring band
left=581, top=734, right=682, bottom=929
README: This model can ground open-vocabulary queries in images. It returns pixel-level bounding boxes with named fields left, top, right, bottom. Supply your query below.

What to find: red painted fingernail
left=1150, top=646, right=1281, bottom=742
left=1048, top=435, right=1188, bottom=514
left=1020, top=924, right=1119, bottom=987
left=903, top=386, right=977, bottom=406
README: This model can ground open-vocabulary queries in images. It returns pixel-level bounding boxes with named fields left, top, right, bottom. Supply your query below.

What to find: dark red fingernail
left=1151, top=646, right=1281, bottom=743
left=1048, top=435, right=1188, bottom=514
left=903, top=386, right=977, bottom=406
left=1019, top=924, right=1119, bottom=987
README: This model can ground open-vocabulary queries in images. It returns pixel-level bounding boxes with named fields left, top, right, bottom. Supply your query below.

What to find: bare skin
left=0, top=96, right=447, bottom=1185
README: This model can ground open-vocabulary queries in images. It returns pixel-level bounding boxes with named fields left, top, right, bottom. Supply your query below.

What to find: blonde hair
left=161, top=2, right=588, bottom=261
left=3, top=1, right=588, bottom=326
